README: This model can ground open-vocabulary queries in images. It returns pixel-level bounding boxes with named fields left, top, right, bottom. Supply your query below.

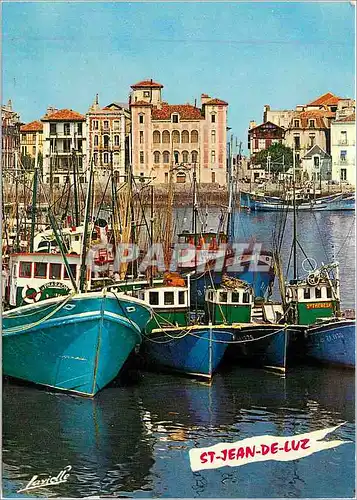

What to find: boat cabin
left=178, top=231, right=227, bottom=249
left=137, top=285, right=190, bottom=332
left=285, top=270, right=340, bottom=325
left=205, top=286, right=253, bottom=325
left=5, top=253, right=90, bottom=308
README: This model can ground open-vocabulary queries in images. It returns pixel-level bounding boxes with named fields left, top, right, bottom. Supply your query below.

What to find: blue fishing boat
left=2, top=290, right=152, bottom=396
left=240, top=190, right=355, bottom=212
left=304, top=319, right=355, bottom=368
left=143, top=325, right=233, bottom=378
left=135, top=277, right=232, bottom=378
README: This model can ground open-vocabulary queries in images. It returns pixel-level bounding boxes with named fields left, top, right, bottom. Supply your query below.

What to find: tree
left=251, top=143, right=293, bottom=173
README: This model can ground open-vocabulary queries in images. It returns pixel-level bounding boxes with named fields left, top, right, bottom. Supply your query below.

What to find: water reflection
left=3, top=381, right=154, bottom=497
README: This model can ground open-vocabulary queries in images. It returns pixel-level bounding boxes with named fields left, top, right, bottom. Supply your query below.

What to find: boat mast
left=79, top=160, right=94, bottom=293
left=72, top=149, right=80, bottom=227
left=15, top=151, right=20, bottom=253
left=293, top=146, right=297, bottom=281
left=226, top=134, right=234, bottom=242
left=29, top=165, right=39, bottom=252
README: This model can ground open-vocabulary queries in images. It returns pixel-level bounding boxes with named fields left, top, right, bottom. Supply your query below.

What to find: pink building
left=130, top=80, right=228, bottom=185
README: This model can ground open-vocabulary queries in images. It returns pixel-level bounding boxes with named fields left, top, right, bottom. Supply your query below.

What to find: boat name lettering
left=325, top=332, right=344, bottom=342
left=40, top=282, right=71, bottom=292
left=306, top=302, right=332, bottom=310
left=17, top=465, right=72, bottom=493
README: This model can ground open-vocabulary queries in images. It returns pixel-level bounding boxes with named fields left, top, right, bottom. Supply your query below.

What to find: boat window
left=315, top=287, right=322, bottom=299
left=242, top=292, right=250, bottom=304
left=19, top=262, right=32, bottom=278
left=220, top=292, right=228, bottom=303
left=149, top=291, right=159, bottom=306
left=49, top=263, right=62, bottom=280
left=303, top=288, right=311, bottom=299
left=231, top=291, right=240, bottom=303
left=164, top=291, right=175, bottom=305
left=326, top=287, right=332, bottom=299
left=64, top=264, right=77, bottom=280
left=12, top=264, right=18, bottom=278
left=178, top=291, right=185, bottom=305
left=34, top=262, right=47, bottom=279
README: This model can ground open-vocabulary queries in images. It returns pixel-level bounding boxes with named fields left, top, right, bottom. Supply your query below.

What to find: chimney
left=263, top=104, right=270, bottom=122
left=201, top=93, right=211, bottom=105
left=249, top=120, right=257, bottom=130
left=46, top=106, right=58, bottom=115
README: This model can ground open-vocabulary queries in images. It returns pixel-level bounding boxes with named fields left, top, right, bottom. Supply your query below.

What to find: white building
left=301, top=145, right=332, bottom=182
left=331, top=113, right=356, bottom=186
left=42, top=108, right=87, bottom=185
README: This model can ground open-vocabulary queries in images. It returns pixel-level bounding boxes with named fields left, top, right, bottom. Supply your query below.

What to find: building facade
left=86, top=95, right=130, bottom=182
left=257, top=93, right=356, bottom=164
left=20, top=120, right=44, bottom=161
left=130, top=80, right=228, bottom=185
left=301, top=144, right=332, bottom=182
left=331, top=113, right=356, bottom=186
left=1, top=100, right=21, bottom=178
left=41, top=108, right=87, bottom=185
left=248, top=121, right=285, bottom=156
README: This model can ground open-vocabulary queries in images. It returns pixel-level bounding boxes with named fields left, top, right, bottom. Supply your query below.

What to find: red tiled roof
left=307, top=92, right=340, bottom=106
left=290, top=111, right=331, bottom=128
left=131, top=80, right=163, bottom=89
left=203, top=98, right=228, bottom=106
left=152, top=104, right=204, bottom=120
left=42, top=109, right=85, bottom=121
left=20, top=120, right=43, bottom=132
left=335, top=112, right=355, bottom=122
left=130, top=100, right=153, bottom=107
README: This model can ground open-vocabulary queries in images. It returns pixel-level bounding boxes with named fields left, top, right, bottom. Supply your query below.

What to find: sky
left=2, top=1, right=355, bottom=155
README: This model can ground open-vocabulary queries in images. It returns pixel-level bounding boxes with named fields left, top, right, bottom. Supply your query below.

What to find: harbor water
left=2, top=211, right=355, bottom=498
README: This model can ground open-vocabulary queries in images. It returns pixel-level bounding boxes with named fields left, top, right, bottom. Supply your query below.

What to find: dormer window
left=294, top=119, right=300, bottom=128
left=172, top=114, right=179, bottom=123
left=309, top=119, right=315, bottom=128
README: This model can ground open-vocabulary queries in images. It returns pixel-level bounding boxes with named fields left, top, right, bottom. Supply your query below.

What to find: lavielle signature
left=17, top=465, right=72, bottom=493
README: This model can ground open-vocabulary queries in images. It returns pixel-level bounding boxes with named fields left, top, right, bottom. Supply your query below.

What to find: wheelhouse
left=205, top=286, right=254, bottom=325
left=6, top=253, right=86, bottom=308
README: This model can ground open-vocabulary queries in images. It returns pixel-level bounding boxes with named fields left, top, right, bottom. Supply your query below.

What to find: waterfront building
left=331, top=112, right=356, bottom=186
left=301, top=144, right=332, bottom=183
left=20, top=120, right=44, bottom=162
left=257, top=93, right=356, bottom=164
left=1, top=100, right=21, bottom=181
left=86, top=95, right=130, bottom=182
left=247, top=121, right=285, bottom=157
left=41, top=108, right=86, bottom=185
left=130, top=80, right=228, bottom=185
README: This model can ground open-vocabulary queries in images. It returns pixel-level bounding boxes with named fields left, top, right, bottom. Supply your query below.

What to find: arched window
left=114, top=152, right=120, bottom=165
left=191, top=150, right=198, bottom=163
left=211, top=150, right=216, bottom=163
left=103, top=135, right=110, bottom=148
left=153, top=151, right=160, bottom=163
left=162, top=130, right=170, bottom=143
left=103, top=152, right=109, bottom=164
left=153, top=130, right=161, bottom=143
left=211, top=113, right=216, bottom=123
left=94, top=135, right=99, bottom=146
left=191, top=130, right=199, bottom=143
left=182, top=130, right=189, bottom=144
left=114, top=135, right=120, bottom=146
left=174, top=151, right=180, bottom=164
left=163, top=151, right=170, bottom=164
left=211, top=130, right=216, bottom=143
left=182, top=151, right=189, bottom=163
left=172, top=130, right=180, bottom=144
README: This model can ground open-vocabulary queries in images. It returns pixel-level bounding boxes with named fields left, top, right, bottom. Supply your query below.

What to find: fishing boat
left=241, top=190, right=355, bottom=212
left=2, top=252, right=152, bottom=396
left=284, top=262, right=355, bottom=368
left=204, top=279, right=291, bottom=372
left=136, top=274, right=232, bottom=379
